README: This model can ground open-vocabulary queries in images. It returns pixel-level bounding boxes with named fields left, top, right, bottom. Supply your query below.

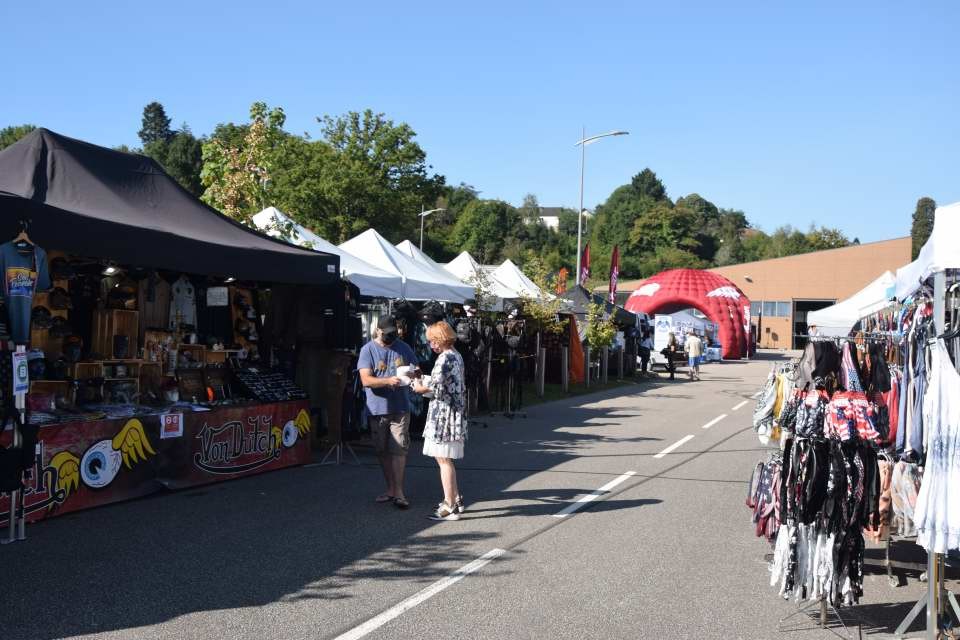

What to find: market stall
left=0, top=129, right=346, bottom=529
left=806, top=271, right=896, bottom=338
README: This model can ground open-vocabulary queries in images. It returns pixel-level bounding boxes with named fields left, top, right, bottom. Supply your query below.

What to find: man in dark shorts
left=358, top=316, right=419, bottom=509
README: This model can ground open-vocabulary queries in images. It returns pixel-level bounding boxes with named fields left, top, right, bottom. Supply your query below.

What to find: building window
left=763, top=301, right=777, bottom=317
left=750, top=301, right=761, bottom=317
left=777, top=302, right=791, bottom=318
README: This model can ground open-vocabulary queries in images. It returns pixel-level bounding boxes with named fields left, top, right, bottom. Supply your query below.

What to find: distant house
left=537, top=206, right=591, bottom=230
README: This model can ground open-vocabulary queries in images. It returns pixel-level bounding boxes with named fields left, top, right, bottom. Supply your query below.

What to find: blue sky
left=3, top=2, right=958, bottom=242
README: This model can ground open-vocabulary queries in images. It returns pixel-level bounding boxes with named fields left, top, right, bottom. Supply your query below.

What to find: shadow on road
left=0, top=380, right=675, bottom=639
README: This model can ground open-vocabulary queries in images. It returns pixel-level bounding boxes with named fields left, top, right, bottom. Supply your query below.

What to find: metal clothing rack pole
left=3, top=345, right=28, bottom=545
left=778, top=596, right=857, bottom=639
left=893, top=270, right=960, bottom=639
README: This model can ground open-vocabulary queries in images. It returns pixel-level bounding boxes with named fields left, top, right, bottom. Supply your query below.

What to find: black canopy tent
left=560, top=285, right=637, bottom=327
left=0, top=129, right=338, bottom=284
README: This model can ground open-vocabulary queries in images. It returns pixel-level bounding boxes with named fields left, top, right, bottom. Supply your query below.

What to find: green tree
left=629, top=201, right=701, bottom=255
left=638, top=246, right=707, bottom=276
left=200, top=101, right=287, bottom=224
left=805, top=225, right=851, bottom=251
left=631, top=168, right=668, bottom=201
left=911, top=197, right=936, bottom=259
left=138, top=102, right=172, bottom=145
left=0, top=124, right=37, bottom=150
left=451, top=199, right=522, bottom=263
left=316, top=109, right=445, bottom=242
left=584, top=301, right=617, bottom=349
left=144, top=124, right=204, bottom=196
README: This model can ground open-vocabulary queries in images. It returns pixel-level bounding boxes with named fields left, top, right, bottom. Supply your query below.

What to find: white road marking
left=732, top=400, right=749, bottom=411
left=333, top=548, right=506, bottom=640
left=654, top=435, right=695, bottom=459
left=701, top=414, right=727, bottom=430
left=752, top=391, right=762, bottom=398
left=553, top=471, right=637, bottom=518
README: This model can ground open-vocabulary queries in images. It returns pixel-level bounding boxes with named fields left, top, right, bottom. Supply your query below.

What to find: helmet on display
left=27, top=348, right=46, bottom=380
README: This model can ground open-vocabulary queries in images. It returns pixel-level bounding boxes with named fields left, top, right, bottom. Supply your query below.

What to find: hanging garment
left=168, top=275, right=197, bottom=330
left=914, top=339, right=960, bottom=552
left=890, top=461, right=922, bottom=536
left=864, top=458, right=893, bottom=543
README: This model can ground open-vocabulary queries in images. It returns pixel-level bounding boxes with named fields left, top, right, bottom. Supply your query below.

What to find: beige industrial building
left=617, top=237, right=911, bottom=350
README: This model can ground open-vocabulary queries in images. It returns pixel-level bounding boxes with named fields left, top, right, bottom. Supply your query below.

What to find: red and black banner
left=608, top=244, right=620, bottom=304
left=579, top=243, right=591, bottom=285
left=0, top=400, right=311, bottom=526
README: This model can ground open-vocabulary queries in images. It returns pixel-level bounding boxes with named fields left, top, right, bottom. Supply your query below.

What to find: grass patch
left=518, top=377, right=640, bottom=407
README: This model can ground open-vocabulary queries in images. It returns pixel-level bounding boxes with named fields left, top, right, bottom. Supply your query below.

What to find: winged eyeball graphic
left=48, top=418, right=157, bottom=499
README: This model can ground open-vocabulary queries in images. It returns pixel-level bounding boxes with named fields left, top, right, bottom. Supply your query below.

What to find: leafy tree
left=518, top=193, right=541, bottom=224
left=138, top=102, right=172, bottom=145
left=629, top=201, right=701, bottom=256
left=0, top=124, right=37, bottom=150
left=451, top=199, right=522, bottom=263
left=520, top=255, right=568, bottom=336
left=911, top=197, right=936, bottom=259
left=113, top=144, right=137, bottom=154
left=638, top=246, right=707, bottom=276
left=631, top=168, right=668, bottom=201
left=584, top=301, right=617, bottom=349
left=200, top=102, right=287, bottom=224
left=805, top=225, right=851, bottom=251
left=741, top=230, right=772, bottom=262
left=315, top=109, right=445, bottom=242
left=144, top=124, right=204, bottom=196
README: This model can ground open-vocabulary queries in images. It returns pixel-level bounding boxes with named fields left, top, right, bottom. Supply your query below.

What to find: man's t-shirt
left=0, top=241, right=51, bottom=343
left=685, top=335, right=704, bottom=358
left=357, top=339, right=417, bottom=416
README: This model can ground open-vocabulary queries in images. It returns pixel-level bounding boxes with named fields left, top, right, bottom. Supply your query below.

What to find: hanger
left=13, top=219, right=32, bottom=246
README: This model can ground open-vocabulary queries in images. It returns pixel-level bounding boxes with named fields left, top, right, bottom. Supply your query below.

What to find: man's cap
left=377, top=316, right=398, bottom=336
left=50, top=286, right=72, bottom=310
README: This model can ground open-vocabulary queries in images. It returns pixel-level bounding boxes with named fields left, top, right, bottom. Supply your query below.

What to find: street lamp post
left=575, top=128, right=629, bottom=284
left=419, top=206, right=446, bottom=250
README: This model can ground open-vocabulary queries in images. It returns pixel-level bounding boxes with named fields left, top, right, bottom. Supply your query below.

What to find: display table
left=0, top=400, right=311, bottom=526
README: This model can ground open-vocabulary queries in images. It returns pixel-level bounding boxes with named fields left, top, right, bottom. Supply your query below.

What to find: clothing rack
left=2, top=345, right=29, bottom=545
left=892, top=271, right=960, bottom=639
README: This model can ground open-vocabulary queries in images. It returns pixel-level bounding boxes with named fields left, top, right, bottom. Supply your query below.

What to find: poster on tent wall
left=0, top=401, right=311, bottom=526
left=654, top=314, right=674, bottom=352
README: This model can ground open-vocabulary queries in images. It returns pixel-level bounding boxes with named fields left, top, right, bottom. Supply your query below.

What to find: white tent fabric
left=443, top=251, right=523, bottom=309
left=896, top=201, right=960, bottom=300
left=491, top=259, right=543, bottom=299
left=395, top=240, right=445, bottom=270
left=808, top=271, right=896, bottom=337
left=251, top=207, right=403, bottom=298
left=339, top=229, right=474, bottom=302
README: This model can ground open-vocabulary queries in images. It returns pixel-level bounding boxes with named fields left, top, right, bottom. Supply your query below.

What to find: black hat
left=377, top=316, right=399, bottom=337
left=31, top=306, right=53, bottom=329
left=49, top=316, right=73, bottom=337
left=49, top=286, right=72, bottom=310
left=420, top=302, right=446, bottom=325
left=50, top=257, right=76, bottom=280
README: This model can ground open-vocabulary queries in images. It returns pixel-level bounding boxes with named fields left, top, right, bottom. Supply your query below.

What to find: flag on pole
left=557, top=267, right=569, bottom=294
left=608, top=244, right=620, bottom=304
left=579, top=243, right=591, bottom=285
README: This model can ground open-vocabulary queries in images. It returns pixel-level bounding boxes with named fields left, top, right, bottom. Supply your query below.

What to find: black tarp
left=0, top=129, right=338, bottom=285
left=560, top=285, right=637, bottom=327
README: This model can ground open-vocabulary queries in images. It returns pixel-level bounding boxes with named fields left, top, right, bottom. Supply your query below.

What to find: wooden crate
left=92, top=310, right=139, bottom=359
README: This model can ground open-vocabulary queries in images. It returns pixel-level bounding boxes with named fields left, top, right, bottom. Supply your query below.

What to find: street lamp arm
left=574, top=130, right=630, bottom=147
left=419, top=208, right=446, bottom=218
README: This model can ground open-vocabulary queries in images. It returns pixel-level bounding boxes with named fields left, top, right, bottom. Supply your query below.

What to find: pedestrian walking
left=684, top=329, right=704, bottom=381
left=639, top=329, right=653, bottom=377
left=413, top=321, right=467, bottom=521
left=661, top=332, right=680, bottom=380
left=358, top=316, right=419, bottom=509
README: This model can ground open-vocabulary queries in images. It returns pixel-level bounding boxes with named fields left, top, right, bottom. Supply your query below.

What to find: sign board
left=206, top=287, right=229, bottom=307
left=12, top=351, right=28, bottom=395
left=653, top=315, right=674, bottom=352
left=160, top=413, right=184, bottom=439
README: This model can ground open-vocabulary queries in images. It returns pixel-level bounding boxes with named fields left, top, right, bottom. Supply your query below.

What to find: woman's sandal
left=392, top=497, right=410, bottom=509
left=375, top=494, right=395, bottom=503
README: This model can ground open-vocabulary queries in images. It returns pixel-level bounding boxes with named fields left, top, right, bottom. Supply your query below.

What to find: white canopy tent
left=807, top=271, right=896, bottom=337
left=251, top=207, right=403, bottom=298
left=443, top=251, right=523, bottom=308
left=896, top=201, right=960, bottom=300
left=339, top=229, right=474, bottom=302
left=491, top=259, right=543, bottom=299
left=395, top=240, right=445, bottom=270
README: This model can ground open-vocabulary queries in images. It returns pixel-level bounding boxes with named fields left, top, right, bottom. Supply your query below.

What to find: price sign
left=160, top=413, right=184, bottom=439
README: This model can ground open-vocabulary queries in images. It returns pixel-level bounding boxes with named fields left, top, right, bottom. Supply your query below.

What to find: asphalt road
left=0, top=354, right=947, bottom=639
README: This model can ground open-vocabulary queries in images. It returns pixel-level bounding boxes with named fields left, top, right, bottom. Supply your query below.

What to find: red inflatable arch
left=624, top=269, right=752, bottom=359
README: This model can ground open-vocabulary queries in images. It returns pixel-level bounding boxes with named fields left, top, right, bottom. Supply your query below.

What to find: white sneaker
left=429, top=502, right=461, bottom=521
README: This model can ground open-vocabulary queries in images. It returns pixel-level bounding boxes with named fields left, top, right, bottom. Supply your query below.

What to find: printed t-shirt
left=357, top=339, right=417, bottom=416
left=0, top=241, right=51, bottom=343
left=169, top=275, right=197, bottom=329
